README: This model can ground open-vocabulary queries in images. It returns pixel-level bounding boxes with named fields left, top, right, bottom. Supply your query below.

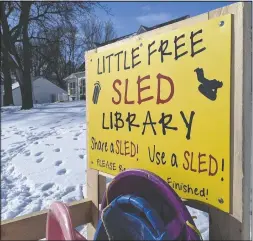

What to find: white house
left=64, top=71, right=85, bottom=101
left=11, top=77, right=67, bottom=106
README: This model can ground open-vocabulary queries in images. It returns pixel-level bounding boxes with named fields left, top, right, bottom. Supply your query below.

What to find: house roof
left=12, top=76, right=65, bottom=90
left=137, top=25, right=149, bottom=34
left=12, top=76, right=41, bottom=90
left=95, top=15, right=190, bottom=48
left=12, top=82, right=20, bottom=90
left=63, top=71, right=85, bottom=82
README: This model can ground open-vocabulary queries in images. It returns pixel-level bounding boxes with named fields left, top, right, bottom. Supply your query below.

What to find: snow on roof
left=64, top=71, right=85, bottom=82
left=11, top=76, right=58, bottom=90
left=12, top=82, right=20, bottom=90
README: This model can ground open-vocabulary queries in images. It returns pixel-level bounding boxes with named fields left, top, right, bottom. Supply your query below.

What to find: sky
left=94, top=1, right=236, bottom=38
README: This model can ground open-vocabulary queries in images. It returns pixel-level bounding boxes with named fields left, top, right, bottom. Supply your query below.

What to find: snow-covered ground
left=1, top=101, right=209, bottom=239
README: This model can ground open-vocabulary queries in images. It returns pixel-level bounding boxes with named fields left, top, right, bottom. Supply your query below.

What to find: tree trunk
left=21, top=2, right=33, bottom=110
left=1, top=3, right=14, bottom=106
left=0, top=2, right=26, bottom=107
left=2, top=47, right=14, bottom=106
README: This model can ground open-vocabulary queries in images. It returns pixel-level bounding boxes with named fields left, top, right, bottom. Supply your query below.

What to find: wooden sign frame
left=86, top=2, right=252, bottom=240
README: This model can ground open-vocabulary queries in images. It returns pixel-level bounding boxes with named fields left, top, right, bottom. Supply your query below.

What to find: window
left=69, top=82, right=76, bottom=95
left=79, top=78, right=85, bottom=96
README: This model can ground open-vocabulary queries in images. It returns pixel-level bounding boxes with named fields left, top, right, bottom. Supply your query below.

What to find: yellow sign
left=86, top=15, right=231, bottom=212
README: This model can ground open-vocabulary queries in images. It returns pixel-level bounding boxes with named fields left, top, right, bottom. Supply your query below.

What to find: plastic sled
left=46, top=169, right=202, bottom=240
left=96, top=169, right=202, bottom=240
left=46, top=201, right=86, bottom=240
left=94, top=194, right=173, bottom=240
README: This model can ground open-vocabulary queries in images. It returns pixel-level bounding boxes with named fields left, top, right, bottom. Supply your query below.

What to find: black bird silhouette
left=194, top=68, right=223, bottom=101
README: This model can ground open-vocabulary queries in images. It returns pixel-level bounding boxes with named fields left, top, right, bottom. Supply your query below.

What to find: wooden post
left=85, top=59, right=107, bottom=238
left=99, top=174, right=107, bottom=204
left=1, top=199, right=92, bottom=240
left=206, top=2, right=252, bottom=240
left=241, top=3, right=252, bottom=240
left=86, top=170, right=106, bottom=240
left=86, top=169, right=99, bottom=240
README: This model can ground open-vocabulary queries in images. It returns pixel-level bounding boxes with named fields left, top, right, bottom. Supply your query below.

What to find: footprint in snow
left=36, top=157, right=44, bottom=163
left=54, top=148, right=61, bottom=152
left=8, top=166, right=15, bottom=174
left=62, top=186, right=76, bottom=196
left=22, top=176, right=27, bottom=181
left=41, top=183, right=54, bottom=191
left=56, top=136, right=62, bottom=139
left=24, top=151, right=31, bottom=156
left=55, top=160, right=63, bottom=166
left=35, top=152, right=43, bottom=156
left=75, top=133, right=81, bottom=137
left=11, top=141, right=25, bottom=146
left=29, top=126, right=37, bottom=130
left=73, top=138, right=78, bottom=140
left=34, top=141, right=39, bottom=145
left=79, top=155, right=84, bottom=159
left=57, top=169, right=67, bottom=175
left=66, top=186, right=76, bottom=192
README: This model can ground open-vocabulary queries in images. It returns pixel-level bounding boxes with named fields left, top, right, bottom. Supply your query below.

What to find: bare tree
left=103, top=20, right=117, bottom=42
left=0, top=2, right=16, bottom=106
left=1, top=40, right=14, bottom=106
left=30, top=23, right=80, bottom=89
left=1, top=1, right=108, bottom=109
left=21, top=2, right=33, bottom=109
left=30, top=17, right=117, bottom=88
left=82, top=17, right=117, bottom=50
